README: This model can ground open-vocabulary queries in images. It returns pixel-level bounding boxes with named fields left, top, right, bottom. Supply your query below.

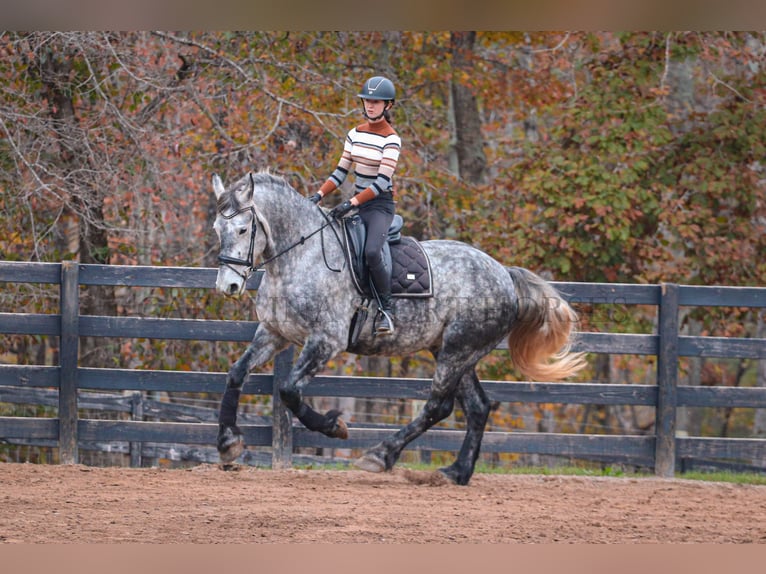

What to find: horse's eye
left=238, top=227, right=248, bottom=235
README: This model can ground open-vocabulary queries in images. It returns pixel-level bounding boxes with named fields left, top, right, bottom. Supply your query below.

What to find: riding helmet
left=358, top=76, right=396, bottom=102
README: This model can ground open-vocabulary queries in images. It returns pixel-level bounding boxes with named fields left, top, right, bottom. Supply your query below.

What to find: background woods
left=1, top=31, right=765, bottom=464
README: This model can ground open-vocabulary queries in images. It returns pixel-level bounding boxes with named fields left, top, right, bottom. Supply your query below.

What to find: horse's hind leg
left=355, top=393, right=456, bottom=474
left=438, top=368, right=491, bottom=485
left=218, top=326, right=288, bottom=463
left=355, top=352, right=464, bottom=474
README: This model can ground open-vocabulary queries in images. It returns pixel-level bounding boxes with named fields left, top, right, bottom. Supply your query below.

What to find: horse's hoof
left=324, top=409, right=348, bottom=439
left=218, top=430, right=245, bottom=464
left=354, top=452, right=386, bottom=473
left=219, top=439, right=244, bottom=464
left=331, top=417, right=349, bottom=440
left=436, top=469, right=459, bottom=485
left=437, top=466, right=470, bottom=486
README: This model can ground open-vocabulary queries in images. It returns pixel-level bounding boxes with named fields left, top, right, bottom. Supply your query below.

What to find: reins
left=257, top=214, right=343, bottom=273
left=217, top=204, right=346, bottom=280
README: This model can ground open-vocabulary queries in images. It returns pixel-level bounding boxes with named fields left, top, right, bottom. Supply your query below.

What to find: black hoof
left=438, top=465, right=471, bottom=486
left=217, top=424, right=244, bottom=464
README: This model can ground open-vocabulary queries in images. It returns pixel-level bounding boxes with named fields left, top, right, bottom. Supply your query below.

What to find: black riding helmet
left=358, top=76, right=395, bottom=121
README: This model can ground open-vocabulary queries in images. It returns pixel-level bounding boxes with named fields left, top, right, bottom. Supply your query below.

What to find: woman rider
left=309, top=76, right=401, bottom=336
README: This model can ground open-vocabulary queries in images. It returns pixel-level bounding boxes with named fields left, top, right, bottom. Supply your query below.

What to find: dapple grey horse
left=213, top=171, right=585, bottom=485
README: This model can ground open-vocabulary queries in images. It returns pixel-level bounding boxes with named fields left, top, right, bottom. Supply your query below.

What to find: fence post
left=655, top=282, right=679, bottom=477
left=271, top=346, right=295, bottom=469
left=59, top=261, right=79, bottom=464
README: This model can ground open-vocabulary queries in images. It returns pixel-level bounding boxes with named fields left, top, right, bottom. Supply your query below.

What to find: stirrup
left=375, top=308, right=395, bottom=336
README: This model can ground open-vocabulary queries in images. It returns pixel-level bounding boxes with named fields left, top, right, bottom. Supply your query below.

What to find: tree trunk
left=449, top=32, right=487, bottom=184
left=37, top=40, right=118, bottom=368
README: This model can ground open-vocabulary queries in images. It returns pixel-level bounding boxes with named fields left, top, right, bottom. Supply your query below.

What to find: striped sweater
left=319, top=120, right=401, bottom=204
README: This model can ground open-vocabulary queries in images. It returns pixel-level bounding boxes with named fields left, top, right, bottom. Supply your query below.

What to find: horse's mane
left=216, top=170, right=302, bottom=214
left=250, top=170, right=292, bottom=191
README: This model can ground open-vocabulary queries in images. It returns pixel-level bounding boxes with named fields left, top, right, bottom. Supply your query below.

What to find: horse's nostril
left=227, top=283, right=239, bottom=295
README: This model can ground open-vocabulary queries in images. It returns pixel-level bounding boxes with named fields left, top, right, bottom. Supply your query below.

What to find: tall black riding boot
left=368, top=260, right=395, bottom=336
left=375, top=291, right=395, bottom=335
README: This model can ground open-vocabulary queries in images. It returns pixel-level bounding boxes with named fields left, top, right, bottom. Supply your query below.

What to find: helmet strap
left=361, top=101, right=392, bottom=122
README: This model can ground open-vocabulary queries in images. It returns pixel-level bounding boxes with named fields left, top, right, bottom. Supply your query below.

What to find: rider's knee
left=365, top=248, right=383, bottom=268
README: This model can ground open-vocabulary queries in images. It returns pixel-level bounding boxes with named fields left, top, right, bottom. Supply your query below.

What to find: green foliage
left=453, top=32, right=765, bottom=292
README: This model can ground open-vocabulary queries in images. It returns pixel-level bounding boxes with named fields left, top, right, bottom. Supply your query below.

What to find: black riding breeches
left=357, top=195, right=395, bottom=295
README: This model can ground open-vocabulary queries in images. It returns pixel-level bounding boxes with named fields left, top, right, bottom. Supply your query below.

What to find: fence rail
left=1, top=260, right=765, bottom=475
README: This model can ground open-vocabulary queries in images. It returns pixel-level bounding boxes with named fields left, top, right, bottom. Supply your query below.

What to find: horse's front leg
left=278, top=337, right=348, bottom=439
left=218, top=325, right=288, bottom=463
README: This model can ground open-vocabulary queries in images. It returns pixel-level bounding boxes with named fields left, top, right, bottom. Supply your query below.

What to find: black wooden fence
left=1, top=260, right=765, bottom=475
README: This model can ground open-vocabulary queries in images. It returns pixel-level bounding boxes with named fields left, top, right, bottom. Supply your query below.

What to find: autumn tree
left=1, top=31, right=764, bottom=447
left=0, top=32, right=216, bottom=367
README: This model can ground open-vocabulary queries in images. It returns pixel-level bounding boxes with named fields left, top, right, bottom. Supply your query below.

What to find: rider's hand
left=329, top=200, right=353, bottom=219
left=309, top=192, right=322, bottom=204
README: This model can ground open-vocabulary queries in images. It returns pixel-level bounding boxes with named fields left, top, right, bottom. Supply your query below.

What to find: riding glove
left=329, top=200, right=353, bottom=219
left=309, top=192, right=322, bottom=204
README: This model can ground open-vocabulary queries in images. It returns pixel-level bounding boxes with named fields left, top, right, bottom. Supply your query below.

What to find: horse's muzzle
left=216, top=267, right=247, bottom=297
left=222, top=282, right=243, bottom=296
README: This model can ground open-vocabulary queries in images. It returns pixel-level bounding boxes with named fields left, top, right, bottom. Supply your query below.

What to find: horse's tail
left=506, top=266, right=587, bottom=381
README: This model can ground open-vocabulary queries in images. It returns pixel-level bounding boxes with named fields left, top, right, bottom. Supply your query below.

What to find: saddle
left=341, top=213, right=433, bottom=300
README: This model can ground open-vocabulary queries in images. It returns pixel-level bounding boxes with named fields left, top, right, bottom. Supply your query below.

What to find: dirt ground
left=1, top=462, right=764, bottom=543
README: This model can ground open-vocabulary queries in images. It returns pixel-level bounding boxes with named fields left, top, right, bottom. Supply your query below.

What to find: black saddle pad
left=390, top=236, right=433, bottom=297
left=342, top=215, right=433, bottom=299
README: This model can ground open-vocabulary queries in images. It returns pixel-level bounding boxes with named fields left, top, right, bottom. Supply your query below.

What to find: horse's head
left=212, top=173, right=272, bottom=296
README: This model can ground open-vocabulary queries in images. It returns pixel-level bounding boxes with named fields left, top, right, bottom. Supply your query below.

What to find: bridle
left=216, top=205, right=259, bottom=281
left=216, top=203, right=345, bottom=282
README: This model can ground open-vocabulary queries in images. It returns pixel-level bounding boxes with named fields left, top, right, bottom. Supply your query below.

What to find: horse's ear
left=212, top=174, right=226, bottom=199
